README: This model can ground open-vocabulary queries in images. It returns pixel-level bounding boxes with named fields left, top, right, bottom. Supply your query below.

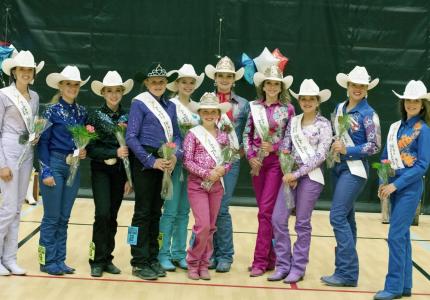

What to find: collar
left=345, top=98, right=368, bottom=113
left=100, top=103, right=124, bottom=117
left=59, top=98, right=77, bottom=109
left=402, top=115, right=421, bottom=127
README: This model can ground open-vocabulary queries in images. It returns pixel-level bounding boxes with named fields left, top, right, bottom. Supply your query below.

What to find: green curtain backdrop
left=3, top=0, right=430, bottom=212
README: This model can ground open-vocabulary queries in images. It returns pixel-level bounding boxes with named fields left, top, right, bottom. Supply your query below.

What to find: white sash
left=1, top=85, right=33, bottom=132
left=218, top=114, right=239, bottom=150
left=290, top=114, right=325, bottom=185
left=387, top=120, right=405, bottom=170
left=170, top=97, right=199, bottom=126
left=250, top=101, right=269, bottom=140
left=190, top=125, right=224, bottom=189
left=335, top=102, right=367, bottom=179
left=135, top=92, right=173, bottom=141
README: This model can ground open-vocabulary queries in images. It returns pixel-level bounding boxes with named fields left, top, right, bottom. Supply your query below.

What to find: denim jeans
left=329, top=161, right=368, bottom=283
left=39, top=152, right=80, bottom=267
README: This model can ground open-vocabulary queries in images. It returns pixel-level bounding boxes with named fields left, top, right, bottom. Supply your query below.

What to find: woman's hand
left=79, top=148, right=87, bottom=159
left=214, top=166, right=226, bottom=177
left=124, top=181, right=133, bottom=195
left=0, top=167, right=13, bottom=182
left=43, top=176, right=56, bottom=187
left=378, top=183, right=396, bottom=200
left=261, top=141, right=274, bottom=153
left=30, top=136, right=40, bottom=146
left=282, top=173, right=296, bottom=184
left=289, top=179, right=298, bottom=189
left=208, top=169, right=221, bottom=182
left=331, top=140, right=346, bottom=155
left=117, top=146, right=129, bottom=158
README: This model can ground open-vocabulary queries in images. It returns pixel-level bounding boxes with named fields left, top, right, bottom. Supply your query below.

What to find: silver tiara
left=147, top=64, right=167, bottom=77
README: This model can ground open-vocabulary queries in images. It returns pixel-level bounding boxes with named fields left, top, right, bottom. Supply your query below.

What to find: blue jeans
left=212, top=159, right=240, bottom=264
left=39, top=153, right=80, bottom=267
left=384, top=178, right=422, bottom=294
left=330, top=161, right=368, bottom=282
left=158, top=162, right=190, bottom=261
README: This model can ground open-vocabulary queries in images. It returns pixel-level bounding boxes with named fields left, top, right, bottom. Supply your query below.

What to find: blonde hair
left=50, top=92, right=61, bottom=103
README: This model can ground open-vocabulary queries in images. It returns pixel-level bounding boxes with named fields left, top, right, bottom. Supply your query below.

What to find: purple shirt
left=280, top=114, right=332, bottom=179
left=126, top=92, right=181, bottom=169
left=243, top=99, right=295, bottom=160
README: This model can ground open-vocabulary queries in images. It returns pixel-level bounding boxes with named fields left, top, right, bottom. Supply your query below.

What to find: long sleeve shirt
left=0, top=87, right=39, bottom=168
left=86, top=103, right=128, bottom=161
left=335, top=98, right=381, bottom=160
left=380, top=116, right=430, bottom=191
left=183, top=129, right=232, bottom=180
left=243, top=99, right=295, bottom=160
left=126, top=92, right=182, bottom=169
left=221, top=92, right=250, bottom=148
left=280, top=114, right=333, bottom=179
left=37, top=98, right=87, bottom=179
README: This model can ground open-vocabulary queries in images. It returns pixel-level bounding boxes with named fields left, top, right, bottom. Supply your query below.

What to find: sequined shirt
left=280, top=114, right=333, bottom=179
left=183, top=129, right=231, bottom=180
left=243, top=99, right=295, bottom=160
left=380, top=116, right=430, bottom=191
left=38, top=98, right=87, bottom=179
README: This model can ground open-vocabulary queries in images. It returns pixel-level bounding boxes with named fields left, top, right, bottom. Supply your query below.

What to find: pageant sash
left=387, top=120, right=405, bottom=170
left=135, top=92, right=173, bottom=141
left=170, top=97, right=199, bottom=126
left=250, top=101, right=270, bottom=140
left=1, top=85, right=33, bottom=132
left=219, top=113, right=239, bottom=150
left=335, top=102, right=367, bottom=179
left=290, top=114, right=325, bottom=185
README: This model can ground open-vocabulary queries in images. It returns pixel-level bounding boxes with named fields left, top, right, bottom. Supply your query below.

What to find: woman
left=204, top=56, right=249, bottom=272
left=158, top=64, right=202, bottom=271
left=270, top=79, right=332, bottom=283
left=243, top=65, right=294, bottom=277
left=374, top=80, right=430, bottom=300
left=183, top=92, right=232, bottom=280
left=126, top=62, right=181, bottom=280
left=87, top=71, right=134, bottom=277
left=0, top=50, right=44, bottom=276
left=321, top=66, right=381, bottom=287
left=38, top=65, right=89, bottom=275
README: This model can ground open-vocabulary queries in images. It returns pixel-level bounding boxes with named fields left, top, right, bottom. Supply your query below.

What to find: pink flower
left=381, top=159, right=391, bottom=164
left=86, top=125, right=95, bottom=133
left=118, top=122, right=127, bottom=128
left=282, top=149, right=290, bottom=154
left=166, top=142, right=176, bottom=149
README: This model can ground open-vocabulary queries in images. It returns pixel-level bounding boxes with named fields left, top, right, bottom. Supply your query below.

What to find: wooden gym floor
left=0, top=198, right=429, bottom=300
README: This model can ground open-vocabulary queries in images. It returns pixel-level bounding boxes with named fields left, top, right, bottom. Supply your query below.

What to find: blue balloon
left=241, top=53, right=256, bottom=85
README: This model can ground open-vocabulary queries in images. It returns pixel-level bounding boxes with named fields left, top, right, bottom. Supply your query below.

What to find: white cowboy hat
left=290, top=79, right=331, bottom=103
left=166, top=64, right=204, bottom=92
left=392, top=80, right=430, bottom=101
left=253, top=47, right=280, bottom=73
left=91, top=71, right=134, bottom=97
left=190, top=92, right=232, bottom=114
left=336, top=66, right=379, bottom=90
left=204, top=56, right=244, bottom=81
left=1, top=50, right=44, bottom=76
left=46, top=65, right=90, bottom=89
left=253, top=65, right=293, bottom=90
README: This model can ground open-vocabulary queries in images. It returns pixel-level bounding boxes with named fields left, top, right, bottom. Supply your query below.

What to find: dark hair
left=399, top=99, right=430, bottom=125
left=256, top=80, right=291, bottom=104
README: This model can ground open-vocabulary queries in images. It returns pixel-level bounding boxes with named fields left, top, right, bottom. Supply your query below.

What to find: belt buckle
left=104, top=158, right=117, bottom=165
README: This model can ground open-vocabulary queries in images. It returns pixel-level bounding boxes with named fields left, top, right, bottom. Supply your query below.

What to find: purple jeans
left=251, top=153, right=283, bottom=271
left=272, top=175, right=323, bottom=276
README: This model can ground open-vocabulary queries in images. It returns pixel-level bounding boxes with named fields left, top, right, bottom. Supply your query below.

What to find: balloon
left=241, top=53, right=256, bottom=85
left=253, top=47, right=279, bottom=73
left=272, top=48, right=289, bottom=73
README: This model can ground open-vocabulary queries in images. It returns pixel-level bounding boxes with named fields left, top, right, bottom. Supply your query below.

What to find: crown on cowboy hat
left=392, top=80, right=430, bottom=101
left=46, top=65, right=90, bottom=89
left=166, top=64, right=204, bottom=92
left=336, top=66, right=379, bottom=90
left=290, top=79, right=331, bottom=103
left=91, top=71, right=134, bottom=97
left=204, top=56, right=244, bottom=81
left=253, top=65, right=293, bottom=90
left=134, top=62, right=176, bottom=84
left=190, top=92, right=232, bottom=114
left=1, top=50, right=44, bottom=76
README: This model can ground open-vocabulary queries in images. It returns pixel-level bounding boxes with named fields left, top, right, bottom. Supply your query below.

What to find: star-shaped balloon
left=253, top=47, right=279, bottom=73
left=272, top=48, right=289, bottom=73
left=241, top=53, right=256, bottom=85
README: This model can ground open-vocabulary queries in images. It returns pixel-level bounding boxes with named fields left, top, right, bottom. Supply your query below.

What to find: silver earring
left=232, top=83, right=236, bottom=87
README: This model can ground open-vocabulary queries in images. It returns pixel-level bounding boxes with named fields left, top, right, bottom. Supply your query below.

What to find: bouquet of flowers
left=66, top=124, right=98, bottom=186
left=179, top=122, right=195, bottom=137
left=201, top=144, right=240, bottom=192
left=159, top=141, right=176, bottom=200
left=279, top=149, right=296, bottom=210
left=18, top=116, right=52, bottom=167
left=326, top=114, right=351, bottom=168
left=251, top=125, right=276, bottom=176
left=372, top=159, right=395, bottom=223
left=114, top=122, right=133, bottom=187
